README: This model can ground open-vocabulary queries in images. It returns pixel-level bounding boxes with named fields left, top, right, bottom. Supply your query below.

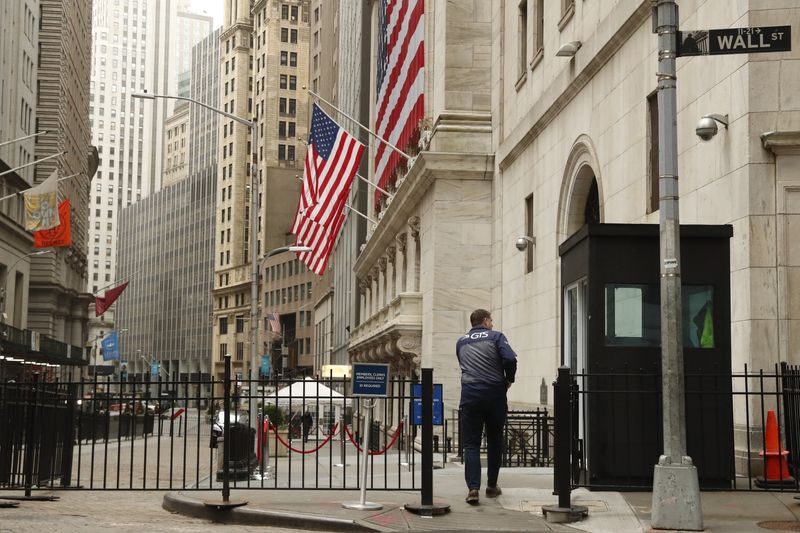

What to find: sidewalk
left=164, top=465, right=800, bottom=532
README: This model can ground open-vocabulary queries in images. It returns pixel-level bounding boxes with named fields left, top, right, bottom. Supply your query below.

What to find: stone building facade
left=348, top=0, right=800, bottom=416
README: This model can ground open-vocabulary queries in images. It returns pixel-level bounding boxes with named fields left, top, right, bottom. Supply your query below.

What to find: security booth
left=559, top=224, right=733, bottom=489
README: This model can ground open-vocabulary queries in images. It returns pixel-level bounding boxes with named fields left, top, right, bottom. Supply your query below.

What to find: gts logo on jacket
left=456, top=326, right=518, bottom=388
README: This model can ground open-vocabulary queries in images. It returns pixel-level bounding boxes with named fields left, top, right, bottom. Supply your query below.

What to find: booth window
left=604, top=284, right=660, bottom=347
left=604, top=283, right=715, bottom=348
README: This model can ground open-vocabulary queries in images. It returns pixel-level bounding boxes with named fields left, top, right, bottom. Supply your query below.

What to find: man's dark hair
left=470, top=309, right=491, bottom=327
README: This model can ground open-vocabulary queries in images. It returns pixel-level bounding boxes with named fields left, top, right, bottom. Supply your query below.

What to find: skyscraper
left=86, top=0, right=211, bottom=350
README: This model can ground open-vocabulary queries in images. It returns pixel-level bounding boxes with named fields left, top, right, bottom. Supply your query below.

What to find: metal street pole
left=248, top=118, right=260, bottom=464
left=651, top=1, right=702, bottom=530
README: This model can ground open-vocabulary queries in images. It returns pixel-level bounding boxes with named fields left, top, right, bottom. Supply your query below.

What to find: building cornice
left=761, top=131, right=800, bottom=155
left=497, top=0, right=650, bottom=171
left=354, top=151, right=494, bottom=278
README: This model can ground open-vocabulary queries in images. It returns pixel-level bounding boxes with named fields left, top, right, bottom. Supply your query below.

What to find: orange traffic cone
left=756, top=409, right=795, bottom=488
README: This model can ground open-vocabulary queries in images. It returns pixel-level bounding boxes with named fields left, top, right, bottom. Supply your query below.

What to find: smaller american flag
left=265, top=313, right=281, bottom=335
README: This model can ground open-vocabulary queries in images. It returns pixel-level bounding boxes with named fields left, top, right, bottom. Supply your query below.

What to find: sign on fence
left=351, top=363, right=389, bottom=397
left=411, top=383, right=443, bottom=426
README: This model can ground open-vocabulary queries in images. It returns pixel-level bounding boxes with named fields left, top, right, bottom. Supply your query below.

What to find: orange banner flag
left=33, top=199, right=71, bottom=248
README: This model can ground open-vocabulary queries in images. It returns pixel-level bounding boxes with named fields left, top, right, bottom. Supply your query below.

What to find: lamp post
left=0, top=250, right=53, bottom=323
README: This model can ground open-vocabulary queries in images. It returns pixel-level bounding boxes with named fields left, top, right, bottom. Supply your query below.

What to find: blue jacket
left=456, top=326, right=518, bottom=401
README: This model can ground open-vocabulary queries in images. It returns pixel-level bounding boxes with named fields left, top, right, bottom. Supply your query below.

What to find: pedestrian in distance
left=302, top=410, right=313, bottom=443
left=456, top=308, right=518, bottom=505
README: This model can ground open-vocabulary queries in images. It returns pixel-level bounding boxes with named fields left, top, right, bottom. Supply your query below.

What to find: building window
left=220, top=343, right=228, bottom=357
left=281, top=4, right=289, bottom=19
left=279, top=97, right=287, bottom=113
left=280, top=51, right=288, bottom=66
left=646, top=91, right=659, bottom=214
left=279, top=74, right=287, bottom=89
left=525, top=193, right=535, bottom=273
left=533, top=0, right=544, bottom=61
left=278, top=144, right=286, bottom=160
left=279, top=121, right=286, bottom=138
left=236, top=342, right=244, bottom=360
left=281, top=27, right=288, bottom=42
left=220, top=316, right=228, bottom=334
left=289, top=75, right=296, bottom=90
left=518, top=0, right=528, bottom=80
left=289, top=52, right=297, bottom=67
left=288, top=122, right=295, bottom=138
left=236, top=315, right=245, bottom=333
left=288, top=99, right=296, bottom=115
left=287, top=145, right=295, bottom=161
left=290, top=29, right=297, bottom=43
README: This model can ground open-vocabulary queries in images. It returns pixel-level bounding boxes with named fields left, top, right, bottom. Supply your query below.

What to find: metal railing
left=562, top=364, right=800, bottom=492
left=0, top=362, right=423, bottom=492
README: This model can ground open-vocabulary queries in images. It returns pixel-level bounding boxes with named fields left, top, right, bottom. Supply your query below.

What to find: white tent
left=265, top=377, right=346, bottom=407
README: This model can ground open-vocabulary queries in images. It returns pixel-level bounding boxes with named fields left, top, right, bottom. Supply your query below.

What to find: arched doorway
left=556, top=135, right=604, bottom=243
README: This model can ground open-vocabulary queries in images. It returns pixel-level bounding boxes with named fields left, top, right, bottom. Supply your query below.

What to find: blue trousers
left=460, top=395, right=507, bottom=490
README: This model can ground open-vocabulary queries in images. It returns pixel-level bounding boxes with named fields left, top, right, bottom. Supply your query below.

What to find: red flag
left=95, top=281, right=129, bottom=316
left=34, top=199, right=72, bottom=248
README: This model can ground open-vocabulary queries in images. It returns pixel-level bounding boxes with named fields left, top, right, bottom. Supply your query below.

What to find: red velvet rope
left=268, top=422, right=339, bottom=454
left=343, top=420, right=404, bottom=456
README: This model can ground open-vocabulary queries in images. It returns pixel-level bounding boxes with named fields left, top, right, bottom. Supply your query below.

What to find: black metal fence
left=444, top=409, right=553, bottom=468
left=561, top=364, right=800, bottom=492
left=0, top=364, right=423, bottom=492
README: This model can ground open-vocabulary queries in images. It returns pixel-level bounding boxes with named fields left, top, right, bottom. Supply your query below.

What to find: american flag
left=291, top=104, right=364, bottom=275
left=265, top=313, right=281, bottom=335
left=374, top=0, right=425, bottom=209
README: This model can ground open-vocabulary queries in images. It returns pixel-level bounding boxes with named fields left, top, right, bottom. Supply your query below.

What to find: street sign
left=411, top=383, right=443, bottom=426
left=351, top=363, right=390, bottom=397
left=260, top=354, right=270, bottom=377
left=677, top=26, right=791, bottom=57
left=150, top=361, right=158, bottom=377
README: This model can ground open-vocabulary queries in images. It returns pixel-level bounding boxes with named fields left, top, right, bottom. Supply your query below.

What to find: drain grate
left=758, top=521, right=800, bottom=531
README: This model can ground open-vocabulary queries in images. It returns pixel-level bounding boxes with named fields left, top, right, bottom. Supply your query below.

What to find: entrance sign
left=351, top=363, right=389, bottom=397
left=411, top=383, right=443, bottom=426
left=677, top=26, right=791, bottom=57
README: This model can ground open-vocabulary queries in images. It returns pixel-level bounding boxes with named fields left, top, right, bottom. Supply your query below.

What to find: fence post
left=24, top=372, right=40, bottom=497
left=60, top=382, right=77, bottom=487
left=203, top=354, right=247, bottom=510
left=542, top=366, right=587, bottom=523
left=404, top=368, right=450, bottom=516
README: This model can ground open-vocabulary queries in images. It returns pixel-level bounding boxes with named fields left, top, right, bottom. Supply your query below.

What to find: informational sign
left=260, top=355, right=270, bottom=377
left=411, top=383, right=443, bottom=426
left=150, top=361, right=158, bottom=377
left=351, top=363, right=390, bottom=397
left=677, top=26, right=791, bottom=57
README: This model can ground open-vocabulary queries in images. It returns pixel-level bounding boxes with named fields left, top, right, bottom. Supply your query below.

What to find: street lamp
left=0, top=250, right=54, bottom=323
left=133, top=90, right=262, bottom=456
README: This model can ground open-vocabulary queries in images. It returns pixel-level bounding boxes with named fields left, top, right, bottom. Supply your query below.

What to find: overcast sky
left=188, top=0, right=224, bottom=29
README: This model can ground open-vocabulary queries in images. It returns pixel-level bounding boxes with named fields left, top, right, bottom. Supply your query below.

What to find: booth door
left=564, top=279, right=588, bottom=478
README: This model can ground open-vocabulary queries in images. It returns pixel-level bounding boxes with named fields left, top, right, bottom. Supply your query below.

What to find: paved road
left=0, top=491, right=321, bottom=533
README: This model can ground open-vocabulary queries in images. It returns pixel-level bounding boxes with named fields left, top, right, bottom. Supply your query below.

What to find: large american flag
left=291, top=104, right=364, bottom=275
left=374, top=0, right=425, bottom=209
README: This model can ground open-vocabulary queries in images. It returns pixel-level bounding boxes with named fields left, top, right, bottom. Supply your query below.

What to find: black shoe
left=465, top=489, right=480, bottom=505
left=485, top=485, right=502, bottom=498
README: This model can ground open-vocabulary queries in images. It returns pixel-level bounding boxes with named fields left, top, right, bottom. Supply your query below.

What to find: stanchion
left=405, top=368, right=450, bottom=517
left=204, top=354, right=247, bottom=510
left=342, top=399, right=382, bottom=510
left=542, top=366, right=587, bottom=523
left=334, top=412, right=348, bottom=467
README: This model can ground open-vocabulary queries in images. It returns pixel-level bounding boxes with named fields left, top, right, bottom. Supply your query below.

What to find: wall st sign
left=677, top=26, right=791, bottom=57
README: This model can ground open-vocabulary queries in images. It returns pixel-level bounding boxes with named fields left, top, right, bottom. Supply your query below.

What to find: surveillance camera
left=516, top=236, right=534, bottom=251
left=695, top=116, right=718, bottom=142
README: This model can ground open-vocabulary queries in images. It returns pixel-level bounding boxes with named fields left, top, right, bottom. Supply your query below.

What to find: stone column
left=378, top=257, right=388, bottom=311
left=359, top=279, right=368, bottom=324
left=396, top=233, right=407, bottom=294
left=370, top=268, right=379, bottom=317
left=407, top=217, right=420, bottom=292
left=386, top=245, right=396, bottom=304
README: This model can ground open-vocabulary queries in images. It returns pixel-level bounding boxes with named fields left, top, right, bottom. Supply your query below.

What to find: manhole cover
left=758, top=521, right=800, bottom=531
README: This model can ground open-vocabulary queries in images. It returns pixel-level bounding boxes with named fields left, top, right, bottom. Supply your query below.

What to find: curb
left=162, top=492, right=380, bottom=532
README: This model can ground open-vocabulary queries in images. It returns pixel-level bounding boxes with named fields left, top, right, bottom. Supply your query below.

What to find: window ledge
left=515, top=71, right=528, bottom=92
left=558, top=4, right=575, bottom=32
left=529, top=48, right=544, bottom=71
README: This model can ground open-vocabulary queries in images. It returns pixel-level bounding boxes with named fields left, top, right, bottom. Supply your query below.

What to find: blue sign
left=260, top=355, right=270, bottom=377
left=351, top=363, right=390, bottom=397
left=101, top=330, right=119, bottom=361
left=150, top=361, right=158, bottom=377
left=411, top=383, right=443, bottom=426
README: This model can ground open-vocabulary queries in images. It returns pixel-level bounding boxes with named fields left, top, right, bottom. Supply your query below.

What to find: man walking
left=456, top=309, right=518, bottom=505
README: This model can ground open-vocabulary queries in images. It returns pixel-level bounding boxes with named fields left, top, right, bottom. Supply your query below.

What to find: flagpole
left=307, top=89, right=410, bottom=161
left=93, top=270, right=140, bottom=295
left=345, top=204, right=378, bottom=225
left=0, top=130, right=57, bottom=148
left=0, top=151, right=67, bottom=178
left=0, top=172, right=84, bottom=204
